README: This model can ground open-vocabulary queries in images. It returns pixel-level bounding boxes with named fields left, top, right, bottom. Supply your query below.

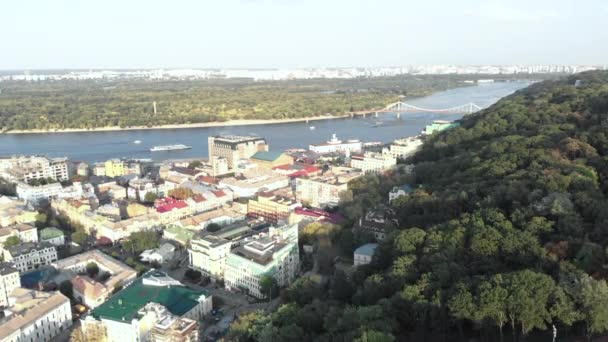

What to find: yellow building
left=247, top=193, right=300, bottom=223
left=104, top=159, right=125, bottom=178
left=250, top=151, right=293, bottom=170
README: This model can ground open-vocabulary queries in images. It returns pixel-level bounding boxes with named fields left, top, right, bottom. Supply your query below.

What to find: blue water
left=0, top=82, right=528, bottom=163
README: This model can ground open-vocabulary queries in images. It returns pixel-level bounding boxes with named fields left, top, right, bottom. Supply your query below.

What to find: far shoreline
left=1, top=114, right=351, bottom=135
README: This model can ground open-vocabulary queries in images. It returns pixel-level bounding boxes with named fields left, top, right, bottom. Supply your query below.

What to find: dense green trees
left=227, top=71, right=608, bottom=341
left=0, top=75, right=475, bottom=131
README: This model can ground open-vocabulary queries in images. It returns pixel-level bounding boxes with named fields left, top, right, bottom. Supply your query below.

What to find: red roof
left=197, top=176, right=219, bottom=184
left=157, top=200, right=188, bottom=213
left=192, top=194, right=207, bottom=203
left=293, top=207, right=344, bottom=224
left=212, top=190, right=226, bottom=197
left=272, top=164, right=292, bottom=171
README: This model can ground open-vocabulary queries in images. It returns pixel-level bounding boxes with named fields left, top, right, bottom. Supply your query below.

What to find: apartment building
left=350, top=152, right=397, bottom=174
left=16, top=182, right=64, bottom=204
left=3, top=243, right=58, bottom=273
left=0, top=288, right=72, bottom=342
left=295, top=167, right=362, bottom=208
left=387, top=136, right=423, bottom=159
left=0, top=224, right=38, bottom=253
left=0, top=197, right=37, bottom=228
left=0, top=156, right=69, bottom=182
left=247, top=192, right=300, bottom=223
left=0, top=263, right=20, bottom=308
left=208, top=135, right=268, bottom=170
left=219, top=168, right=289, bottom=198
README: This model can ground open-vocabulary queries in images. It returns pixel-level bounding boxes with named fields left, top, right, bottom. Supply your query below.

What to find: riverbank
left=1, top=114, right=350, bottom=134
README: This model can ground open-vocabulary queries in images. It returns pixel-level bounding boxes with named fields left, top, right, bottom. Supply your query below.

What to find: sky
left=1, top=0, right=607, bottom=69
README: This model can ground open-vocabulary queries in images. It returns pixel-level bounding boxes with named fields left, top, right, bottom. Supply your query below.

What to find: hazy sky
left=2, top=0, right=607, bottom=69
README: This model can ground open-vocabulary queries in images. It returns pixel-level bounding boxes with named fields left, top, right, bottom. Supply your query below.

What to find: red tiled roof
left=157, top=200, right=188, bottom=213
left=197, top=176, right=219, bottom=184
left=212, top=190, right=226, bottom=197
left=293, top=207, right=345, bottom=224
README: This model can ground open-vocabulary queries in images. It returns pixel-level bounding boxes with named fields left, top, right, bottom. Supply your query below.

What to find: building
left=16, top=182, right=64, bottom=204
left=387, top=136, right=423, bottom=159
left=247, top=192, right=300, bottom=223
left=289, top=207, right=345, bottom=225
left=93, top=163, right=106, bottom=177
left=189, top=223, right=298, bottom=286
left=178, top=204, right=246, bottom=230
left=309, top=133, right=362, bottom=154
left=0, top=224, right=38, bottom=251
left=219, top=168, right=289, bottom=198
left=53, top=250, right=137, bottom=309
left=97, top=182, right=128, bottom=200
left=209, top=156, right=229, bottom=176
left=354, top=243, right=378, bottom=266
left=104, top=159, right=125, bottom=178
left=354, top=209, right=398, bottom=241
left=0, top=156, right=69, bottom=182
left=350, top=152, right=397, bottom=174
left=225, top=229, right=300, bottom=298
left=155, top=197, right=193, bottom=225
left=389, top=184, right=414, bottom=203
left=3, top=243, right=58, bottom=273
left=208, top=135, right=268, bottom=170
left=0, top=197, right=37, bottom=228
left=423, top=120, right=460, bottom=135
left=150, top=315, right=198, bottom=342
left=163, top=225, right=196, bottom=246
left=0, top=288, right=72, bottom=341
left=38, top=227, right=65, bottom=246
left=85, top=271, right=212, bottom=342
left=140, top=243, right=176, bottom=264
left=250, top=151, right=293, bottom=170
left=0, top=263, right=20, bottom=308
left=96, top=213, right=161, bottom=242
left=75, top=161, right=90, bottom=177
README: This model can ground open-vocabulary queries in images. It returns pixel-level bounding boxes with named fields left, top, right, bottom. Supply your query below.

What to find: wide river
left=0, top=81, right=529, bottom=164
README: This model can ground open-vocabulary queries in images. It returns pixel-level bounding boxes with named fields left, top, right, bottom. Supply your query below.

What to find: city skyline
left=2, top=0, right=607, bottom=69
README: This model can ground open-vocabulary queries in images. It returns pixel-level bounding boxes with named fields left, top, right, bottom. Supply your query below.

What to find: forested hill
left=226, top=71, right=608, bottom=342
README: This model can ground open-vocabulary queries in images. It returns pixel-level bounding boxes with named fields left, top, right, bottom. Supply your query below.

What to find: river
left=0, top=81, right=529, bottom=164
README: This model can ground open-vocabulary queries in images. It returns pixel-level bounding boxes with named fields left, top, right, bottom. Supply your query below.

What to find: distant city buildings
left=0, top=156, right=69, bottom=183
left=387, top=136, right=423, bottom=159
left=2, top=65, right=605, bottom=83
left=350, top=151, right=397, bottom=174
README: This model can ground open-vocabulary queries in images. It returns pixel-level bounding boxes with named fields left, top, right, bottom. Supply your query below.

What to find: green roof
left=165, top=225, right=195, bottom=244
left=251, top=151, right=285, bottom=162
left=90, top=271, right=209, bottom=322
left=40, top=227, right=65, bottom=240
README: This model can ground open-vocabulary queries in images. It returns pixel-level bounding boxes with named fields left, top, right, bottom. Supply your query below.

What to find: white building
left=0, top=288, right=72, bottom=342
left=140, top=243, right=176, bottom=264
left=0, top=156, right=69, bottom=183
left=3, top=243, right=58, bottom=273
left=219, top=169, right=289, bottom=198
left=387, top=136, right=423, bottom=159
left=354, top=243, right=378, bottom=266
left=295, top=175, right=350, bottom=208
left=350, top=152, right=397, bottom=174
left=389, top=184, right=414, bottom=204
left=309, top=134, right=362, bottom=154
left=223, top=224, right=300, bottom=298
left=0, top=263, right=20, bottom=308
left=16, top=182, right=64, bottom=204
left=84, top=271, right=212, bottom=342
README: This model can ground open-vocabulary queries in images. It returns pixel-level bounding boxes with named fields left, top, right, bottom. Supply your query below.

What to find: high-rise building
left=0, top=156, right=69, bottom=182
left=208, top=135, right=268, bottom=170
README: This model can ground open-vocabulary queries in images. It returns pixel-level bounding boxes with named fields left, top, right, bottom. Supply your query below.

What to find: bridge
left=350, top=99, right=482, bottom=118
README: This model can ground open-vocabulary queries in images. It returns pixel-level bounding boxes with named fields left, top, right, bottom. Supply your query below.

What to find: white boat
left=309, top=126, right=316, bottom=130
left=150, top=144, right=192, bottom=152
left=133, top=140, right=142, bottom=144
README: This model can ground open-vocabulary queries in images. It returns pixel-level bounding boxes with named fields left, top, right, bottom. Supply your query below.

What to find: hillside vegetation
left=227, top=71, right=608, bottom=341
left=0, top=75, right=473, bottom=131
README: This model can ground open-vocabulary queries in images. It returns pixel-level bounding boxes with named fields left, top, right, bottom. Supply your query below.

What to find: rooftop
left=89, top=271, right=209, bottom=323
left=251, top=151, right=287, bottom=162
left=40, top=227, right=65, bottom=240
left=354, top=243, right=378, bottom=257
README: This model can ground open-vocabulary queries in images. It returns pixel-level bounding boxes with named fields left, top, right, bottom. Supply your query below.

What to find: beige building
left=219, top=168, right=289, bottom=198
left=0, top=197, right=37, bottom=228
left=53, top=250, right=137, bottom=309
left=179, top=204, right=246, bottom=230
left=0, top=263, right=20, bottom=308
left=387, top=136, right=423, bottom=159
left=0, top=288, right=72, bottom=342
left=0, top=224, right=38, bottom=252
left=295, top=167, right=362, bottom=208
left=350, top=151, right=397, bottom=174
left=247, top=193, right=300, bottom=223
left=0, top=156, right=69, bottom=183
left=208, top=135, right=268, bottom=170
left=189, top=235, right=232, bottom=280
left=150, top=315, right=199, bottom=342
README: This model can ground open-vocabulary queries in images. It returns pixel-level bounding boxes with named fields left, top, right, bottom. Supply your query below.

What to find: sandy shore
left=1, top=115, right=350, bottom=134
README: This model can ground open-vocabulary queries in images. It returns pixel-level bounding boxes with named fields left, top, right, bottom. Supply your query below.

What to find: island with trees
left=0, top=74, right=540, bottom=132
left=226, top=71, right=608, bottom=341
